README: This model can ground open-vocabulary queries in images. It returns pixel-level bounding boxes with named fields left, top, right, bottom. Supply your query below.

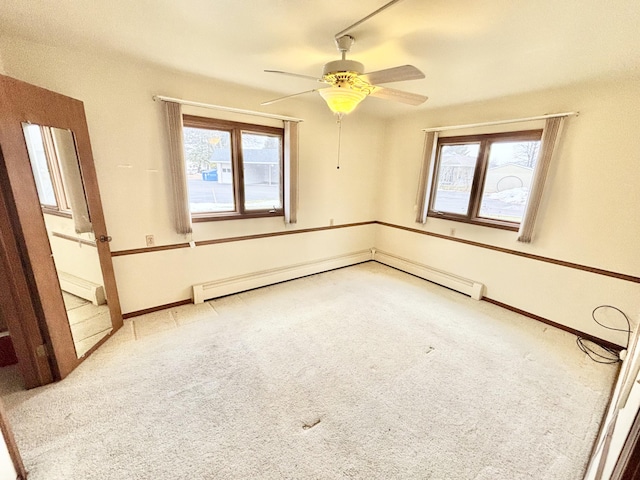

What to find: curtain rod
left=421, top=112, right=578, bottom=133
left=153, top=95, right=304, bottom=123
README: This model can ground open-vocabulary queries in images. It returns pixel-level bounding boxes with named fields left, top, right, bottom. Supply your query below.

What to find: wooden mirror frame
left=0, top=74, right=123, bottom=387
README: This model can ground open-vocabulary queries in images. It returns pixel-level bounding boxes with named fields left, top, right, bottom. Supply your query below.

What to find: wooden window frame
left=427, top=130, right=543, bottom=231
left=182, top=115, right=284, bottom=222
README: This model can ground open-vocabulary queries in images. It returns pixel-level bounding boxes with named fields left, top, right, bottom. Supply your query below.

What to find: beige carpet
left=1, top=262, right=617, bottom=479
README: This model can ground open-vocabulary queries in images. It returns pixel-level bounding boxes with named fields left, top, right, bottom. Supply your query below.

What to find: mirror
left=22, top=123, right=112, bottom=358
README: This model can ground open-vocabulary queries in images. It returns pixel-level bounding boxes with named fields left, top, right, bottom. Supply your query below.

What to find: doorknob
left=98, top=235, right=112, bottom=243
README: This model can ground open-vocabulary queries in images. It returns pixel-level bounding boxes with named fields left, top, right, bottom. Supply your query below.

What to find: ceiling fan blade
left=264, top=70, right=323, bottom=83
left=261, top=89, right=319, bottom=106
left=361, top=65, right=425, bottom=85
left=369, top=86, right=428, bottom=106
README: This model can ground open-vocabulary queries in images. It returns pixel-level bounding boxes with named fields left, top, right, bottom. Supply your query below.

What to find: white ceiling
left=2, top=0, right=640, bottom=115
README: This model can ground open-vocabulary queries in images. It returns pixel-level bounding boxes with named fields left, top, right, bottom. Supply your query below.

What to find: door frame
left=0, top=148, right=53, bottom=389
left=0, top=397, right=27, bottom=480
left=0, top=73, right=123, bottom=385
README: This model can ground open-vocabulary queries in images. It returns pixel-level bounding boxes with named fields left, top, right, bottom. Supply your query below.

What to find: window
left=182, top=115, right=284, bottom=221
left=428, top=130, right=542, bottom=230
left=22, top=124, right=72, bottom=216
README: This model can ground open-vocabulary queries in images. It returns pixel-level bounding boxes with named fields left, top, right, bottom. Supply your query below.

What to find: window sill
left=427, top=212, right=519, bottom=232
left=192, top=211, right=284, bottom=223
left=42, top=207, right=73, bottom=219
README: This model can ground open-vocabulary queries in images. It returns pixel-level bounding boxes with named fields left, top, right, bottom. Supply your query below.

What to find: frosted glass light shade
left=319, top=87, right=367, bottom=115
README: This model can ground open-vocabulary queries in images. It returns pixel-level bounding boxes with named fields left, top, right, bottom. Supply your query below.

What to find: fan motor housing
left=322, top=60, right=365, bottom=77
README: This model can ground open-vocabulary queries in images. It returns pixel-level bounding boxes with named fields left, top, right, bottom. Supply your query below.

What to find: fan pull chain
left=336, top=115, right=343, bottom=169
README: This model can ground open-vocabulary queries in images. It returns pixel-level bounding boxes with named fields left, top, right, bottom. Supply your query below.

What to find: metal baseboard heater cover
left=372, top=249, right=484, bottom=300
left=192, top=248, right=483, bottom=304
left=192, top=250, right=374, bottom=304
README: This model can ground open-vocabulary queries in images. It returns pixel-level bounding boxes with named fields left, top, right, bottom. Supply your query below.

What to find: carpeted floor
left=1, top=262, right=617, bottom=479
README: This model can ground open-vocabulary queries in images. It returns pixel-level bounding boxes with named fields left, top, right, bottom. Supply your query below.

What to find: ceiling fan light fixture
left=319, top=86, right=367, bottom=116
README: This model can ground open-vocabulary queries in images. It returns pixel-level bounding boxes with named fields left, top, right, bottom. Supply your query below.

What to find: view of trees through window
left=478, top=141, right=541, bottom=222
left=430, top=132, right=541, bottom=226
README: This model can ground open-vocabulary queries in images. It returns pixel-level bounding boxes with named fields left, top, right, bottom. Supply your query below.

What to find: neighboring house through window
left=182, top=115, right=284, bottom=221
left=428, top=130, right=542, bottom=230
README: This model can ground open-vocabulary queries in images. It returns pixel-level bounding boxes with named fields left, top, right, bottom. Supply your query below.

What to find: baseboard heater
left=58, top=271, right=106, bottom=306
left=192, top=249, right=374, bottom=304
left=372, top=249, right=484, bottom=300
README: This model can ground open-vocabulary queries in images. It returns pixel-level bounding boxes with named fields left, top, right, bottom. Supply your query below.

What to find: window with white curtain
left=163, top=100, right=300, bottom=234
left=427, top=130, right=542, bottom=230
left=182, top=115, right=284, bottom=222
left=416, top=115, right=567, bottom=242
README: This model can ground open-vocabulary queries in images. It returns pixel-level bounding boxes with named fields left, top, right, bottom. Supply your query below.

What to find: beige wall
left=0, top=35, right=637, bottom=343
left=0, top=36, right=383, bottom=313
left=377, top=77, right=640, bottom=345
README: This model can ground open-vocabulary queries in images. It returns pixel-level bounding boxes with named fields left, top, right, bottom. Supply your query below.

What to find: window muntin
left=428, top=131, right=542, bottom=229
left=182, top=116, right=284, bottom=220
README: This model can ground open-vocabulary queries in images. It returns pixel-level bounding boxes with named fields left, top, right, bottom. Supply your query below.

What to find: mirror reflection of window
left=23, top=124, right=58, bottom=208
left=22, top=124, right=92, bottom=233
left=50, top=128, right=91, bottom=233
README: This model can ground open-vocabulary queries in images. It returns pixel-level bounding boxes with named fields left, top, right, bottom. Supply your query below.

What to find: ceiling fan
left=261, top=0, right=427, bottom=117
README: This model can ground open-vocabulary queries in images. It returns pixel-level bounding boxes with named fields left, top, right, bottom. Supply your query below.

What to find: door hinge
left=35, top=344, right=49, bottom=358
left=98, top=235, right=112, bottom=243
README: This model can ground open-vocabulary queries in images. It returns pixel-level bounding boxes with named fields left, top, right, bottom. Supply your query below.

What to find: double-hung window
left=428, top=130, right=542, bottom=230
left=182, top=115, right=284, bottom=221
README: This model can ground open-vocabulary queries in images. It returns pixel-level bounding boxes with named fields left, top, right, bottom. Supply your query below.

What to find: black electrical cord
left=576, top=305, right=632, bottom=364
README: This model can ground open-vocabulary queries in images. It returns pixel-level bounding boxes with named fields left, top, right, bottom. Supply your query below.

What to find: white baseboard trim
left=58, top=272, right=107, bottom=306
left=372, top=249, right=484, bottom=300
left=193, top=249, right=374, bottom=304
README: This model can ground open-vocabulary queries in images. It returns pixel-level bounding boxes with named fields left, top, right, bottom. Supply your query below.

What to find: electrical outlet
left=449, top=228, right=456, bottom=237
left=329, top=218, right=334, bottom=226
left=145, top=235, right=155, bottom=247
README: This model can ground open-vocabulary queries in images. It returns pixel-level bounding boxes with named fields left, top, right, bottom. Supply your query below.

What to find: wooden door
left=0, top=151, right=54, bottom=389
left=0, top=73, right=122, bottom=385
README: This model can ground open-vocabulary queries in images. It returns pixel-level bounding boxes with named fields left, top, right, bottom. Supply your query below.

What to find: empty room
left=0, top=0, right=639, bottom=478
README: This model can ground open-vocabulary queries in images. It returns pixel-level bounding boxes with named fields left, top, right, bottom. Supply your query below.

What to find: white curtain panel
left=415, top=131, right=439, bottom=224
left=50, top=128, right=92, bottom=234
left=517, top=116, right=565, bottom=243
left=283, top=121, right=299, bottom=224
left=164, top=101, right=192, bottom=235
